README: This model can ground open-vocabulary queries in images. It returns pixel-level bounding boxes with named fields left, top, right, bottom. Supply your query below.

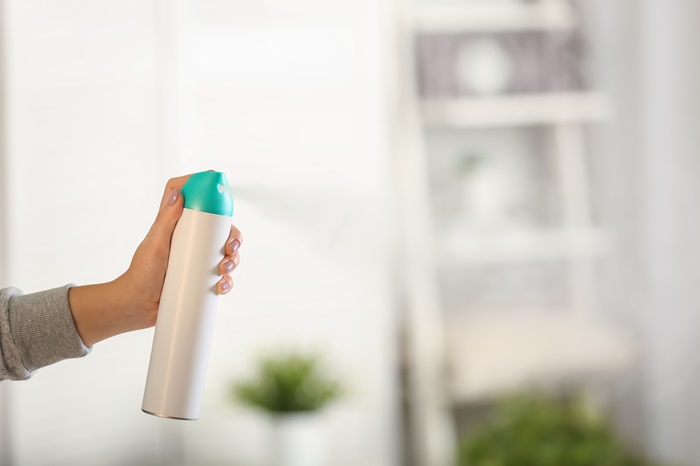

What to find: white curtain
left=589, top=0, right=700, bottom=464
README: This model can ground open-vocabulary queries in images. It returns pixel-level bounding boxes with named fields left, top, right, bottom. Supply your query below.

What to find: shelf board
left=444, top=310, right=635, bottom=403
left=438, top=228, right=611, bottom=266
left=411, top=1, right=575, bottom=34
left=421, top=92, right=612, bottom=128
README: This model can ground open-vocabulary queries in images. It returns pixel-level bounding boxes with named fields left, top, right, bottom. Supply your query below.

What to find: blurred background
left=0, top=0, right=699, bottom=465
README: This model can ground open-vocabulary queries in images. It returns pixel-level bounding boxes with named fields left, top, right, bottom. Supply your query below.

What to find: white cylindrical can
left=142, top=171, right=233, bottom=420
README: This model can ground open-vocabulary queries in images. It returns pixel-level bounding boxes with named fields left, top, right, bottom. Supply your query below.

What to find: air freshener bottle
left=142, top=171, right=233, bottom=420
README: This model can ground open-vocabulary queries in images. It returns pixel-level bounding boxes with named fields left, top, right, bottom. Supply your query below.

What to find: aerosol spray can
left=142, top=171, right=234, bottom=420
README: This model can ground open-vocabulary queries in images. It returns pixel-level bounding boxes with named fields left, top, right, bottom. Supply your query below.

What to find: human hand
left=68, top=174, right=242, bottom=346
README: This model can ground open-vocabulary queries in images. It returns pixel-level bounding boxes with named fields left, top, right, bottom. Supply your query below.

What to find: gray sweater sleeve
left=0, top=285, right=91, bottom=380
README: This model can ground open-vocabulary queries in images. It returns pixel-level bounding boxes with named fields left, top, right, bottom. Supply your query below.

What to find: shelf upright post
left=392, top=0, right=457, bottom=464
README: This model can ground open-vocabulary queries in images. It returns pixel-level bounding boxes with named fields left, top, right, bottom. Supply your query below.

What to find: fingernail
left=230, top=239, right=240, bottom=253
left=223, top=260, right=235, bottom=273
left=220, top=280, right=231, bottom=293
left=167, top=189, right=179, bottom=206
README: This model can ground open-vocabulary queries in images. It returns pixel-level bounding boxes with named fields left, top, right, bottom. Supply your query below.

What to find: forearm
left=68, top=277, right=152, bottom=347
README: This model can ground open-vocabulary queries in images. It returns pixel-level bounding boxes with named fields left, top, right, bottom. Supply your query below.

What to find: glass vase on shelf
left=427, top=127, right=558, bottom=239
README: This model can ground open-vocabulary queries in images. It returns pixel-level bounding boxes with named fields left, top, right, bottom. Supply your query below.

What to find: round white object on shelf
left=455, top=38, right=513, bottom=95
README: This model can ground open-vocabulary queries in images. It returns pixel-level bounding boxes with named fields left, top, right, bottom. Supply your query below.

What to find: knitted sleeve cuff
left=6, top=285, right=91, bottom=378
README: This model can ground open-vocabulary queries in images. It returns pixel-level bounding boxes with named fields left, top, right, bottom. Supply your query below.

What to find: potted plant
left=232, top=350, right=343, bottom=466
left=459, top=392, right=670, bottom=466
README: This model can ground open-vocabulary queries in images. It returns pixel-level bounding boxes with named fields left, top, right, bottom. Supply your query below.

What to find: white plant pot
left=273, top=413, right=327, bottom=466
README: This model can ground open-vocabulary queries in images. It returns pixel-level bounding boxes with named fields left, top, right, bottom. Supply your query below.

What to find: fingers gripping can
left=142, top=171, right=234, bottom=420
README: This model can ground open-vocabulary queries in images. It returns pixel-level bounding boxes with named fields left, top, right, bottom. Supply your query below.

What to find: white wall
left=4, top=1, right=164, bottom=464
left=2, top=1, right=397, bottom=465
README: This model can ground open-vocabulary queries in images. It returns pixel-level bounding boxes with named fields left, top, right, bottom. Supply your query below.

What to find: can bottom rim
left=142, top=408, right=198, bottom=421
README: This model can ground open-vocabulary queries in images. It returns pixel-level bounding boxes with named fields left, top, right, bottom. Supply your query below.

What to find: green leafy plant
left=460, top=392, right=667, bottom=466
left=232, top=351, right=343, bottom=414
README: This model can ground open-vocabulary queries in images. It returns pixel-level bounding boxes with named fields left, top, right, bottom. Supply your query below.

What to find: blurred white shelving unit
left=392, top=1, right=620, bottom=465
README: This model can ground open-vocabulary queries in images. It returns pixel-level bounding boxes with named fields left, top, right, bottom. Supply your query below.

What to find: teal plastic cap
left=181, top=171, right=234, bottom=217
